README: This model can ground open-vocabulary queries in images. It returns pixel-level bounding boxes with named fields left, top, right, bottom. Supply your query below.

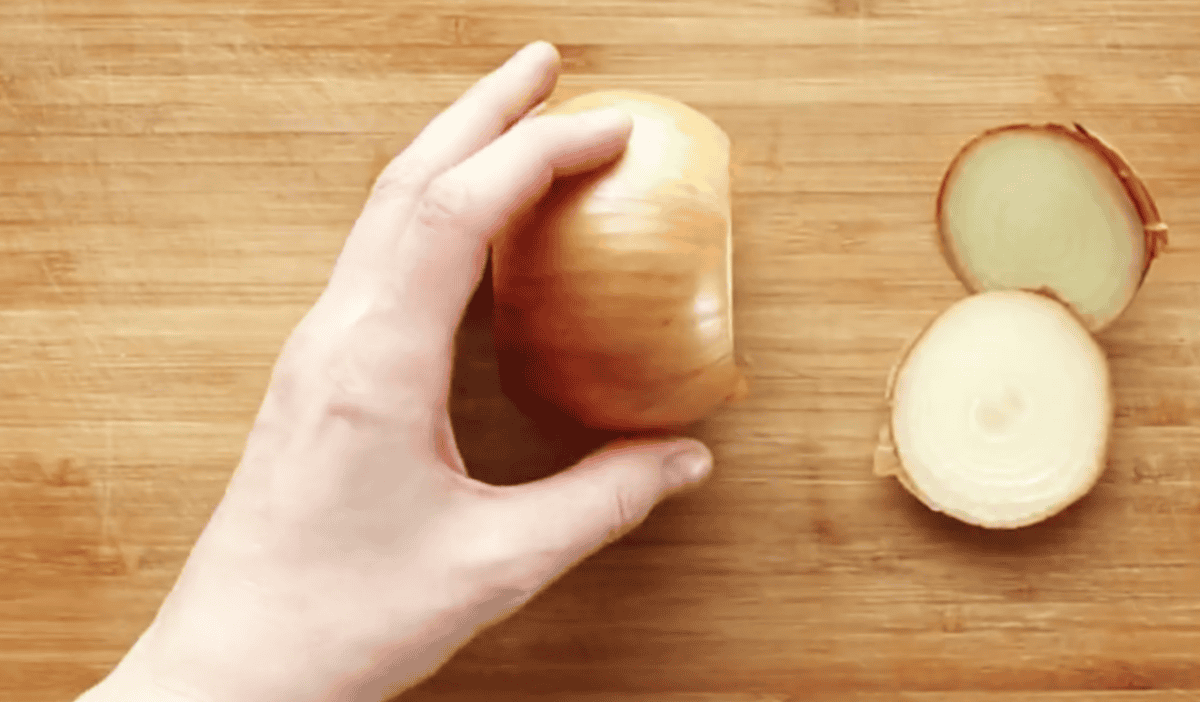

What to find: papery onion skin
left=874, top=289, right=1114, bottom=529
left=491, top=90, right=746, bottom=431
left=936, top=123, right=1168, bottom=332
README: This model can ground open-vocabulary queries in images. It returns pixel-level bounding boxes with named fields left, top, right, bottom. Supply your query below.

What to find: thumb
left=491, top=438, right=714, bottom=575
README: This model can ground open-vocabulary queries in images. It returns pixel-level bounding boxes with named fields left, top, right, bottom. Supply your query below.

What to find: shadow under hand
left=450, top=256, right=626, bottom=486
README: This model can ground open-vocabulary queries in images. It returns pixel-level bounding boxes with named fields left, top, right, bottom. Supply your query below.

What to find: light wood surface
left=3, top=1, right=1199, bottom=700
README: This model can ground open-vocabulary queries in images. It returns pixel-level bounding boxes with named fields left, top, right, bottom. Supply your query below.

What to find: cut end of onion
left=937, top=123, right=1168, bottom=332
left=875, top=290, right=1113, bottom=529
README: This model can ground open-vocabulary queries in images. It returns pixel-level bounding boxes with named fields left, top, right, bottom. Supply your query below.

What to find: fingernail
left=664, top=444, right=713, bottom=486
left=515, top=40, right=555, bottom=63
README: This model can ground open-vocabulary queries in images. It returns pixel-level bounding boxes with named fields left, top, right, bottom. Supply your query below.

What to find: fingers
left=326, top=42, right=561, bottom=296
left=294, top=43, right=564, bottom=355
left=392, top=107, right=635, bottom=350
left=371, top=41, right=561, bottom=203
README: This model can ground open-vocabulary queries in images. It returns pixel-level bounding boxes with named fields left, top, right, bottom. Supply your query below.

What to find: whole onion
left=491, top=90, right=746, bottom=431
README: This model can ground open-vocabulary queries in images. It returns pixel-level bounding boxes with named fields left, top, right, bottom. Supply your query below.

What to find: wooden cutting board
left=2, top=1, right=1198, bottom=700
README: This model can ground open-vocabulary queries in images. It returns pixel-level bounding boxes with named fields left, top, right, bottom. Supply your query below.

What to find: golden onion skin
left=491, top=90, right=746, bottom=430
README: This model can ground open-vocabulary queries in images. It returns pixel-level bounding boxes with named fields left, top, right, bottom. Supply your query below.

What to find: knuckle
left=328, top=314, right=407, bottom=380
left=369, top=157, right=429, bottom=204
left=275, top=319, right=338, bottom=387
left=281, top=297, right=351, bottom=359
left=608, top=486, right=644, bottom=543
left=415, top=176, right=473, bottom=232
left=323, top=324, right=433, bottom=427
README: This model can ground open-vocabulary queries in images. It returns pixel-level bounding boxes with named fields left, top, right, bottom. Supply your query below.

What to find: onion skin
left=874, top=289, right=1114, bottom=529
left=491, top=90, right=746, bottom=431
left=936, top=122, right=1168, bottom=332
left=874, top=310, right=945, bottom=509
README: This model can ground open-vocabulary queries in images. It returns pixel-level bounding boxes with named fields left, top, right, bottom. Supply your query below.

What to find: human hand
left=77, top=41, right=714, bottom=702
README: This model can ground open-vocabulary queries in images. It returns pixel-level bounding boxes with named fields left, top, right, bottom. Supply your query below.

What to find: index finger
left=371, top=41, right=562, bottom=203
left=392, top=108, right=636, bottom=363
left=332, top=42, right=562, bottom=292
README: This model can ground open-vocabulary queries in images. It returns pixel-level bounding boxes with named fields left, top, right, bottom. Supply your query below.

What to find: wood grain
left=1, top=1, right=1198, bottom=700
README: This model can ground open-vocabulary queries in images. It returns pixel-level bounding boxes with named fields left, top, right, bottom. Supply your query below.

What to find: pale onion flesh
left=874, top=290, right=1113, bottom=529
left=937, top=124, right=1167, bottom=332
left=491, top=89, right=746, bottom=431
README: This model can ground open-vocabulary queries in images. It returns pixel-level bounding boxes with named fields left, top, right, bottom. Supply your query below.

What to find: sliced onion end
left=936, top=123, right=1168, bottom=333
left=876, top=290, right=1114, bottom=529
